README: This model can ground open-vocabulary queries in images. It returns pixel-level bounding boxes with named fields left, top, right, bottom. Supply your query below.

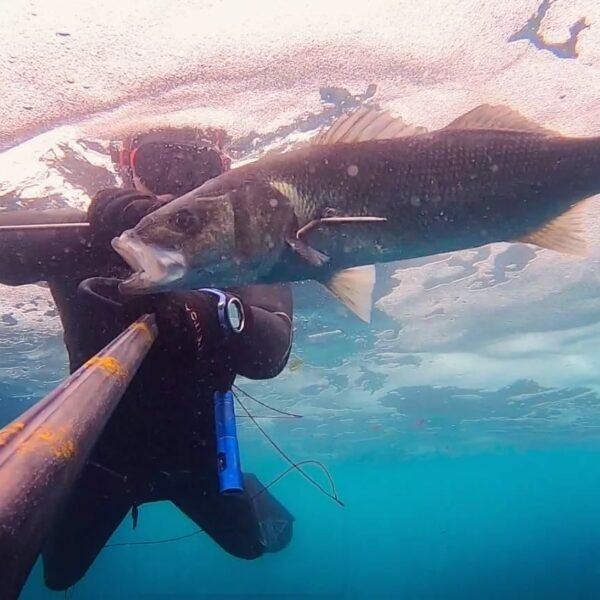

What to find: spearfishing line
left=233, top=384, right=303, bottom=419
left=233, top=390, right=344, bottom=507
left=102, top=388, right=343, bottom=550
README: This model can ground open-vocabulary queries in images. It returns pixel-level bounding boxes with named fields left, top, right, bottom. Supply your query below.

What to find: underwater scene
left=2, top=0, right=600, bottom=598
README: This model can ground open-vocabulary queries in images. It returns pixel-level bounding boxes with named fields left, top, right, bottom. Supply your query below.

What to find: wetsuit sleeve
left=148, top=283, right=294, bottom=384
left=0, top=208, right=96, bottom=285
left=228, top=283, right=294, bottom=380
left=0, top=190, right=165, bottom=286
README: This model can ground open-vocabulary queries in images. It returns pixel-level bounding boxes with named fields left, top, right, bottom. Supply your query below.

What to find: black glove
left=127, top=288, right=250, bottom=384
left=147, top=289, right=250, bottom=360
left=87, top=188, right=166, bottom=243
left=78, top=278, right=248, bottom=367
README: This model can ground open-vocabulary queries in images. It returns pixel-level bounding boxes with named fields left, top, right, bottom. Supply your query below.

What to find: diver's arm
left=228, top=284, right=294, bottom=380
left=151, top=284, right=293, bottom=382
left=0, top=208, right=94, bottom=285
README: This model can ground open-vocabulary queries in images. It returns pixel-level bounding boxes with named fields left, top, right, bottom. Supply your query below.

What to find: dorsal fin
left=442, top=104, right=559, bottom=136
left=314, top=107, right=428, bottom=145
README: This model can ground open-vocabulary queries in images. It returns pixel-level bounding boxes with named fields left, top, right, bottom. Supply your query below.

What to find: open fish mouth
left=111, top=231, right=187, bottom=294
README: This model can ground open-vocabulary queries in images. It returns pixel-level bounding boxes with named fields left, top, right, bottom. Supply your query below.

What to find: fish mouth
left=111, top=231, right=187, bottom=295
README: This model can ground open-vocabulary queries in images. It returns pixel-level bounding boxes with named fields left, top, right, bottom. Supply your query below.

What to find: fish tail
left=515, top=197, right=593, bottom=257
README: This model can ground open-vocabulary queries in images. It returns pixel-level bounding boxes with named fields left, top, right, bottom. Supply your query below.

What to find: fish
left=111, top=104, right=600, bottom=322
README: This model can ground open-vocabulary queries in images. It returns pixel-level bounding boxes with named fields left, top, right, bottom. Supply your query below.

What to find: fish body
left=112, top=104, right=600, bottom=321
left=201, top=129, right=600, bottom=267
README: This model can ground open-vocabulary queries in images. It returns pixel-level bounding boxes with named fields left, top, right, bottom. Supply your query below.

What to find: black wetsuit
left=0, top=196, right=295, bottom=590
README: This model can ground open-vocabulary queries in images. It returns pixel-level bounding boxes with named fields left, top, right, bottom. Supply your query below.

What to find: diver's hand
left=88, top=188, right=166, bottom=242
left=78, top=278, right=248, bottom=370
left=152, top=289, right=250, bottom=363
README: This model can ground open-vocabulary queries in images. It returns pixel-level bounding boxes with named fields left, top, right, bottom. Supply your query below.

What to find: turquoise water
left=4, top=274, right=600, bottom=599
left=17, top=446, right=600, bottom=599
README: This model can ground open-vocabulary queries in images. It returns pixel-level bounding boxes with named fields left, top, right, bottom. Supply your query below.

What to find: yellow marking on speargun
left=51, top=439, right=76, bottom=460
left=84, top=355, right=127, bottom=378
left=0, top=421, right=25, bottom=446
left=36, top=428, right=56, bottom=443
left=130, top=321, right=153, bottom=343
left=16, top=426, right=77, bottom=460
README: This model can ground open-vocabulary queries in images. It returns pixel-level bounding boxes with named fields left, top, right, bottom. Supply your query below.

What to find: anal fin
left=321, top=265, right=376, bottom=323
left=515, top=199, right=591, bottom=257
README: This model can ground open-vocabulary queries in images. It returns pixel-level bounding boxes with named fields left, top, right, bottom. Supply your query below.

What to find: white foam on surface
left=1, top=0, right=596, bottom=145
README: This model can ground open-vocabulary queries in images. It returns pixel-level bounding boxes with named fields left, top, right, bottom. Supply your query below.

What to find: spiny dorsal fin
left=515, top=198, right=591, bottom=257
left=443, top=104, right=559, bottom=136
left=314, top=107, right=428, bottom=145
left=322, top=265, right=376, bottom=322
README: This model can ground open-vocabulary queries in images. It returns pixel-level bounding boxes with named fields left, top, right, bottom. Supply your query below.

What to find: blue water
left=4, top=282, right=600, bottom=598
left=16, top=445, right=600, bottom=599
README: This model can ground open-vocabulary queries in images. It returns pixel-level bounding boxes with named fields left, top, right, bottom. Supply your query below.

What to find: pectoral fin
left=286, top=237, right=330, bottom=266
left=321, top=265, right=376, bottom=323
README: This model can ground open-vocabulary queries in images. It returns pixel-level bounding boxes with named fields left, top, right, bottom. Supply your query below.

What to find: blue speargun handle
left=214, top=390, right=244, bottom=494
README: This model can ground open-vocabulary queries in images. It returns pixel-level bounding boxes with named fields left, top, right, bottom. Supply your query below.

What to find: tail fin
left=515, top=198, right=592, bottom=257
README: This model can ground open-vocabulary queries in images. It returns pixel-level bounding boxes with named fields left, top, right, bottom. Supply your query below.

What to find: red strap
left=129, top=147, right=139, bottom=171
left=118, top=147, right=131, bottom=169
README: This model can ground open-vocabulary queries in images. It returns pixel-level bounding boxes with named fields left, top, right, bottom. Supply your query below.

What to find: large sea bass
left=112, top=104, right=599, bottom=321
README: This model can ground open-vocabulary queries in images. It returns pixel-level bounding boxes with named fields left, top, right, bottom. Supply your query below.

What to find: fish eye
left=172, top=209, right=196, bottom=232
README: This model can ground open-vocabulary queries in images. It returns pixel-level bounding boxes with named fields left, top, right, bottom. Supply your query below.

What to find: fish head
left=112, top=191, right=239, bottom=294
left=112, top=182, right=296, bottom=294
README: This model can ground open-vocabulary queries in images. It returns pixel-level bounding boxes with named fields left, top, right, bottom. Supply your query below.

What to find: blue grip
left=214, top=390, right=244, bottom=494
